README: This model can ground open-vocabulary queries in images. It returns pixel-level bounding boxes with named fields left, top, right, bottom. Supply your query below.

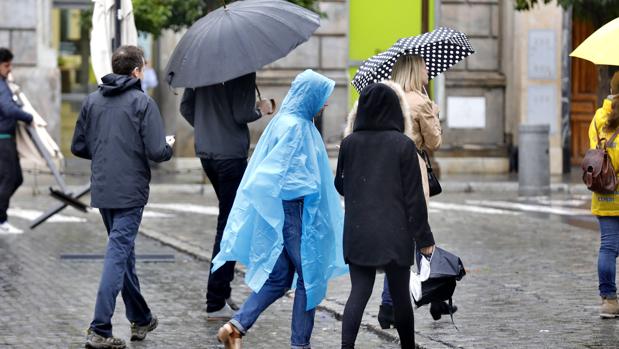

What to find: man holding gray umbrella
left=180, top=73, right=273, bottom=319
left=167, top=0, right=321, bottom=320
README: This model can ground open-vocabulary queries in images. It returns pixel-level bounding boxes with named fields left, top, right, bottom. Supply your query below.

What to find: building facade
left=12, top=0, right=603, bottom=177
left=0, top=0, right=61, bottom=144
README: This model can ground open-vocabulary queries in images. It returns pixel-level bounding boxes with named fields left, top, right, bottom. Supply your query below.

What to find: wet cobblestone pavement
left=138, top=188, right=619, bottom=348
left=4, top=186, right=619, bottom=348
left=0, top=192, right=397, bottom=349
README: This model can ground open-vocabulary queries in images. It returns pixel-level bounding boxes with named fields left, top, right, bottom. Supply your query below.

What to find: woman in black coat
left=335, top=83, right=435, bottom=349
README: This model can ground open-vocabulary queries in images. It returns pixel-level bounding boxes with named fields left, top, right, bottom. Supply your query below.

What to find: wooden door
left=570, top=20, right=598, bottom=165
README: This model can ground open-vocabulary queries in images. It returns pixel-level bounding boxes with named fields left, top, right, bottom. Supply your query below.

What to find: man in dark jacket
left=180, top=73, right=271, bottom=319
left=0, top=48, right=33, bottom=235
left=72, top=46, right=173, bottom=349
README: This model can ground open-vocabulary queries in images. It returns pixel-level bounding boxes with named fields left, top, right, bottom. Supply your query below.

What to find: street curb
left=147, top=182, right=590, bottom=195
left=441, top=181, right=590, bottom=195
left=17, top=179, right=589, bottom=196
left=138, top=229, right=449, bottom=349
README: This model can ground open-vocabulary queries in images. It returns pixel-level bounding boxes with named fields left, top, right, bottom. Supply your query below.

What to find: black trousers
left=342, top=264, right=414, bottom=349
left=201, top=158, right=247, bottom=312
left=0, top=138, right=23, bottom=223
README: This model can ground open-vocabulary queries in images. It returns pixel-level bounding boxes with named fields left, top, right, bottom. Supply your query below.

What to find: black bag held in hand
left=581, top=120, right=619, bottom=194
left=415, top=247, right=465, bottom=329
left=420, top=150, right=442, bottom=197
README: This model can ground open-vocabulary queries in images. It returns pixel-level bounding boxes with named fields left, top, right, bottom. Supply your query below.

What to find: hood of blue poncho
left=278, top=69, right=335, bottom=120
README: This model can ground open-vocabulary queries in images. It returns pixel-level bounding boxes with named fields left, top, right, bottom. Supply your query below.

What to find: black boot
left=430, top=301, right=458, bottom=321
left=378, top=304, right=395, bottom=329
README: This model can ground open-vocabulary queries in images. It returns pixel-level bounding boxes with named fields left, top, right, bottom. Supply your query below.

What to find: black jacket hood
left=99, top=73, right=143, bottom=96
left=353, top=83, right=404, bottom=133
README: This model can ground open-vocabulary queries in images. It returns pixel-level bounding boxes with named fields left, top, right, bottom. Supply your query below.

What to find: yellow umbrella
left=571, top=17, right=619, bottom=66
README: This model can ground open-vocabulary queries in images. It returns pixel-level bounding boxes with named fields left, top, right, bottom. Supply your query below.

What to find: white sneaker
left=207, top=303, right=236, bottom=321
left=0, top=222, right=23, bottom=234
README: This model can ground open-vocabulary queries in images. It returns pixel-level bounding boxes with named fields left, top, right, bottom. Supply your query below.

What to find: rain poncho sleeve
left=212, top=70, right=347, bottom=310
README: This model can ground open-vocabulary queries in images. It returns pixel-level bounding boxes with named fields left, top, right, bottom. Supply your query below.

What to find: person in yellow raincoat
left=589, top=71, right=619, bottom=318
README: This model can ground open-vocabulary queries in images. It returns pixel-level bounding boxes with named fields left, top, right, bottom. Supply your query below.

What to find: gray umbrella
left=165, top=0, right=320, bottom=88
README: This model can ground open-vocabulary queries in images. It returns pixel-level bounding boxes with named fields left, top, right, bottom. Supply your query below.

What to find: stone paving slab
left=133, top=190, right=619, bottom=348
left=5, top=187, right=619, bottom=348
left=0, top=193, right=398, bottom=348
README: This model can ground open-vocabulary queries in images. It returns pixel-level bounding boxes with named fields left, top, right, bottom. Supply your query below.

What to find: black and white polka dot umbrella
left=351, top=27, right=475, bottom=93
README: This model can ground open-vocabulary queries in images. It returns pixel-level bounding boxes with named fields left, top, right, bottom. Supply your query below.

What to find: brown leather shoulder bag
left=581, top=120, right=619, bottom=194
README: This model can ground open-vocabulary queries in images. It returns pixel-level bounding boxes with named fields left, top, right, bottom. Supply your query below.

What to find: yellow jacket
left=589, top=98, right=619, bottom=216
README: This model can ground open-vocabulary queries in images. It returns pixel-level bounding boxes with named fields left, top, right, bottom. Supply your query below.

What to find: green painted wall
left=348, top=0, right=434, bottom=105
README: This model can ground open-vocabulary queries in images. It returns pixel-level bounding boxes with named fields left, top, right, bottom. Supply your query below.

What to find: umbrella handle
left=255, top=85, right=262, bottom=101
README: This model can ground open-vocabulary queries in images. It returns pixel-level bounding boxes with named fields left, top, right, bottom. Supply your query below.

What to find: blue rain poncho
left=212, top=70, right=348, bottom=310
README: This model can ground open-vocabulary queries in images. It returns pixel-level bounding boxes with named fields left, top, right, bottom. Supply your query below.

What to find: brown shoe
left=600, top=297, right=619, bottom=318
left=217, top=322, right=242, bottom=349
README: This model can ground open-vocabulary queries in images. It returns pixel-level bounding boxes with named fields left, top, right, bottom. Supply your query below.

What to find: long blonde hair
left=391, top=55, right=425, bottom=93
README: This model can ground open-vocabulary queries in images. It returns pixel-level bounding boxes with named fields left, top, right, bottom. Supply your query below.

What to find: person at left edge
left=71, top=45, right=174, bottom=349
left=0, top=47, right=33, bottom=235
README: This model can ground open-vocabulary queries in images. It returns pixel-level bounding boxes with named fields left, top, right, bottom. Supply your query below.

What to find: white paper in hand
left=410, top=253, right=431, bottom=304
left=166, top=135, right=176, bottom=147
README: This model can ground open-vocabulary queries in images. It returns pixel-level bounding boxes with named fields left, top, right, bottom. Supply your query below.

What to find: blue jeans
left=90, top=207, right=152, bottom=337
left=598, top=216, right=619, bottom=298
left=381, top=278, right=393, bottom=306
left=231, top=199, right=314, bottom=349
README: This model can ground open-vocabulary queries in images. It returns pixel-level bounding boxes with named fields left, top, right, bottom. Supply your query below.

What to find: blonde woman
left=384, top=54, right=452, bottom=327
left=392, top=54, right=441, bottom=201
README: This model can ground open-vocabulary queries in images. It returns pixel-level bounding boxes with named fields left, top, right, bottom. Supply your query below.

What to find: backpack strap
left=607, top=125, right=619, bottom=147
left=594, top=120, right=603, bottom=148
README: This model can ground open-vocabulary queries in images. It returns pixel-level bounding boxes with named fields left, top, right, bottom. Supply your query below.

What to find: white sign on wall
left=527, top=85, right=557, bottom=134
left=447, top=96, right=486, bottom=129
left=528, top=30, right=557, bottom=80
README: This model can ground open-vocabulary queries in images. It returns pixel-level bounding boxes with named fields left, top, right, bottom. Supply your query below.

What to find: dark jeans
left=0, top=138, right=23, bottom=223
left=598, top=216, right=619, bottom=298
left=90, top=207, right=152, bottom=337
left=201, top=158, right=247, bottom=312
left=342, top=264, right=414, bottom=349
left=231, top=199, right=313, bottom=348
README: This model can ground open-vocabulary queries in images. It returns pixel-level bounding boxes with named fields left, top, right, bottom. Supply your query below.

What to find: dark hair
left=606, top=96, right=619, bottom=133
left=612, top=71, right=619, bottom=95
left=0, top=48, right=13, bottom=63
left=111, top=45, right=144, bottom=75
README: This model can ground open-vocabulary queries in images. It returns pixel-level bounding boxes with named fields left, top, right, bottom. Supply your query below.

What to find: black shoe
left=378, top=304, right=395, bottom=329
left=429, top=301, right=458, bottom=321
left=130, top=315, right=158, bottom=341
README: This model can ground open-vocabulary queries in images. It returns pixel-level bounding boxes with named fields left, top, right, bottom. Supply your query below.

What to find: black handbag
left=420, top=150, right=442, bottom=197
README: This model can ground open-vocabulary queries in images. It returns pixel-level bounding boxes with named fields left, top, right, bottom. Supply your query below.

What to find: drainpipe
left=434, top=0, right=445, bottom=120
left=113, top=0, right=121, bottom=50
left=561, top=6, right=572, bottom=174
